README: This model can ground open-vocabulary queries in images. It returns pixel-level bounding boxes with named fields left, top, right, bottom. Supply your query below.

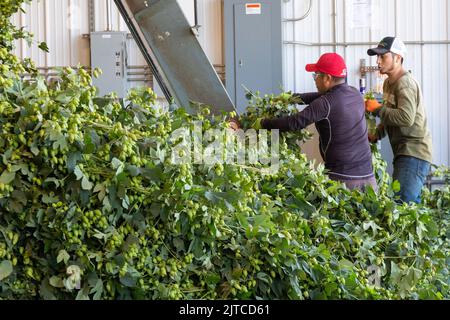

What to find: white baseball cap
left=368, top=36, right=407, bottom=58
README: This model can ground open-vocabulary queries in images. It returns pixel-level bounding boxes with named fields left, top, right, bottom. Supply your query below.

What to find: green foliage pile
left=0, top=0, right=448, bottom=300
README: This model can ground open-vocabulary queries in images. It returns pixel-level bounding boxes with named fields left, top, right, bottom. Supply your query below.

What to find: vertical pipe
left=88, top=0, right=95, bottom=69
left=333, top=0, right=338, bottom=52
left=194, top=0, right=199, bottom=27
left=394, top=0, right=398, bottom=36
left=106, top=0, right=111, bottom=31
left=88, top=0, right=95, bottom=33
left=220, top=0, right=225, bottom=68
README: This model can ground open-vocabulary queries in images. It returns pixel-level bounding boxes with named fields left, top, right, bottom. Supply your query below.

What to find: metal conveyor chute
left=114, top=0, right=236, bottom=114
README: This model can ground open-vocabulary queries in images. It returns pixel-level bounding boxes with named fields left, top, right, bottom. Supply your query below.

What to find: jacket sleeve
left=380, top=86, right=417, bottom=127
left=261, top=96, right=330, bottom=132
left=294, top=92, right=323, bottom=105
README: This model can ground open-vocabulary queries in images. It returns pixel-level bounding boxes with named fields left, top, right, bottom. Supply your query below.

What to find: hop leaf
left=38, top=41, right=49, bottom=53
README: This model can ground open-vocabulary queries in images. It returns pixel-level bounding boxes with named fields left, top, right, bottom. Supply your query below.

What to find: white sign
left=246, top=3, right=261, bottom=15
left=350, top=0, right=372, bottom=28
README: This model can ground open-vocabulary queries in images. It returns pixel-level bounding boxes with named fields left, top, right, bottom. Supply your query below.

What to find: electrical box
left=224, top=0, right=282, bottom=114
left=90, top=32, right=128, bottom=98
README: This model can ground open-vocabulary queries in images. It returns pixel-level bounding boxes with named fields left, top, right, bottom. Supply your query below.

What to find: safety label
left=246, top=3, right=261, bottom=15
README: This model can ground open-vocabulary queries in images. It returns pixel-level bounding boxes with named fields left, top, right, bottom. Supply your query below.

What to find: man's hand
left=229, top=118, right=241, bottom=131
left=365, top=99, right=382, bottom=113
left=272, top=93, right=303, bottom=105
left=229, top=118, right=264, bottom=130
left=289, top=93, right=304, bottom=105
left=368, top=124, right=384, bottom=143
left=368, top=133, right=378, bottom=143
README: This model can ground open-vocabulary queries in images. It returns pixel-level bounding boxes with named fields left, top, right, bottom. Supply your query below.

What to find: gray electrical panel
left=224, top=0, right=282, bottom=114
left=90, top=31, right=128, bottom=98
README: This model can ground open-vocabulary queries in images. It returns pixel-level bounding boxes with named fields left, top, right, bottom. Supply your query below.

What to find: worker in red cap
left=239, top=53, right=377, bottom=191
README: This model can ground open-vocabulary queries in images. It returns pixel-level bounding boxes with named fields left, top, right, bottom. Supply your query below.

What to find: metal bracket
left=360, top=58, right=378, bottom=77
left=191, top=0, right=201, bottom=37
left=191, top=25, right=201, bottom=37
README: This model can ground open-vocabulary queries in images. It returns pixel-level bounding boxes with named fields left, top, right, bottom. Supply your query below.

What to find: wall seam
left=292, top=0, right=297, bottom=91
left=447, top=0, right=450, bottom=166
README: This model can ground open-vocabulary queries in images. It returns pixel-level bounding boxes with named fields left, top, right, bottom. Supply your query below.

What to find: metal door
left=224, top=1, right=282, bottom=114
left=234, top=3, right=273, bottom=113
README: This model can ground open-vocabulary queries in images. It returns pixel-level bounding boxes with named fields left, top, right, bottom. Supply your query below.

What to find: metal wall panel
left=420, top=0, right=449, bottom=167
left=13, top=0, right=90, bottom=67
left=12, top=0, right=207, bottom=91
left=448, top=0, right=450, bottom=169
left=200, top=0, right=223, bottom=65
left=12, top=0, right=222, bottom=74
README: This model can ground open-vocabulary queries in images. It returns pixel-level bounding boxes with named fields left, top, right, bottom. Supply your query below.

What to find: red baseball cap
left=305, top=53, right=347, bottom=78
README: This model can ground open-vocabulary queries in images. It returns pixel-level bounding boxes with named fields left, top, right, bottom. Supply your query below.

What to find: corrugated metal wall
left=12, top=0, right=91, bottom=67
left=11, top=0, right=213, bottom=89
left=11, top=0, right=450, bottom=167
left=82, top=0, right=222, bottom=67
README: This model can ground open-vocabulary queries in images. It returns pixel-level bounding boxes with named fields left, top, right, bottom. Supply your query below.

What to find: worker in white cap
left=367, top=36, right=432, bottom=203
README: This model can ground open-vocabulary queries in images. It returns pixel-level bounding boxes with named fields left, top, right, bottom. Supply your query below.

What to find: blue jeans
left=392, top=156, right=430, bottom=204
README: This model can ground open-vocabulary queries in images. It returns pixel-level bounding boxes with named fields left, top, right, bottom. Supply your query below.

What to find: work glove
left=368, top=124, right=384, bottom=143
left=365, top=99, right=383, bottom=115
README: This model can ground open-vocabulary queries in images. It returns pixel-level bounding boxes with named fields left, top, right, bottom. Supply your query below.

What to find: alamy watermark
left=168, top=121, right=280, bottom=175
left=367, top=265, right=381, bottom=287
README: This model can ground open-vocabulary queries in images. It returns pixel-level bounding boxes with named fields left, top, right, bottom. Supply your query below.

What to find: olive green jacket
left=376, top=71, right=432, bottom=163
